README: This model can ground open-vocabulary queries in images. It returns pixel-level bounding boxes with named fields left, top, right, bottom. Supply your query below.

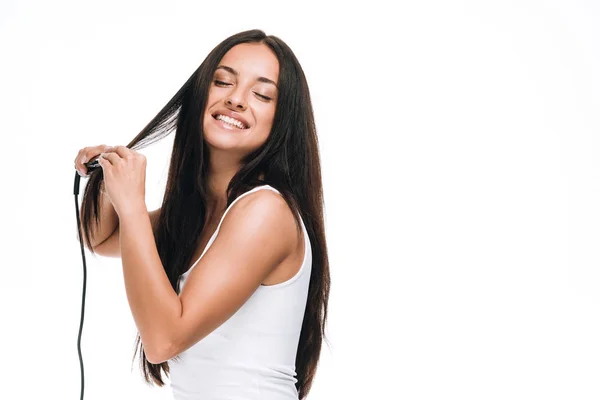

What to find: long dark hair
left=79, top=29, right=330, bottom=399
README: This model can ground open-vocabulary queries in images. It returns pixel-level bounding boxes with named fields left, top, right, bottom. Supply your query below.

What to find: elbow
left=146, top=353, right=164, bottom=365
left=145, top=302, right=183, bottom=364
left=146, top=341, right=176, bottom=365
left=145, top=348, right=165, bottom=365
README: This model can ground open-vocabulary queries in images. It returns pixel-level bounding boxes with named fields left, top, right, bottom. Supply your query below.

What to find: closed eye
left=255, top=93, right=271, bottom=101
left=213, top=80, right=272, bottom=101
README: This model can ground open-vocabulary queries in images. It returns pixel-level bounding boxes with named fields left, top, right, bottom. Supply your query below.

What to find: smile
left=212, top=114, right=249, bottom=130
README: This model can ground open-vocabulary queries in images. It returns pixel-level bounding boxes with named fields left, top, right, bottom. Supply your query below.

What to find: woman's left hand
left=97, top=145, right=147, bottom=218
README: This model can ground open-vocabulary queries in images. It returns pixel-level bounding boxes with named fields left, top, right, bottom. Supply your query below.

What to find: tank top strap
left=215, top=184, right=280, bottom=231
left=181, top=185, right=280, bottom=277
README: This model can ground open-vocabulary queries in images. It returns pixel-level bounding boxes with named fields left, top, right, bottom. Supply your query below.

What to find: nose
left=225, top=88, right=247, bottom=111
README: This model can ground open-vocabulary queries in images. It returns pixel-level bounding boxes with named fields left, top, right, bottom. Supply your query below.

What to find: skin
left=73, top=41, right=279, bottom=194
left=73, top=42, right=280, bottom=237
left=73, top=43, right=303, bottom=363
left=202, top=42, right=279, bottom=218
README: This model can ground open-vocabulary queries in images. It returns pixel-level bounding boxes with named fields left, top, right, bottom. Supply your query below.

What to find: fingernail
left=80, top=155, right=87, bottom=163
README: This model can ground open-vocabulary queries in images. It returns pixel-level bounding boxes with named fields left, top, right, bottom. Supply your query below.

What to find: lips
left=211, top=109, right=250, bottom=129
left=213, top=116, right=248, bottom=131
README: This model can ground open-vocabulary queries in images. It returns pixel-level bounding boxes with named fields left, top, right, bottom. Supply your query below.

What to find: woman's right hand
left=74, top=144, right=114, bottom=177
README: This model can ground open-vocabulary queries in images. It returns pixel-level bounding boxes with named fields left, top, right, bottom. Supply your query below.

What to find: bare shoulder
left=221, top=189, right=298, bottom=254
left=230, top=189, right=293, bottom=225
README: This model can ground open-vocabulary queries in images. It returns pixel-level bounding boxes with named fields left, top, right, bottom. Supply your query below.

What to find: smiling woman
left=77, top=29, right=330, bottom=400
left=202, top=42, right=279, bottom=156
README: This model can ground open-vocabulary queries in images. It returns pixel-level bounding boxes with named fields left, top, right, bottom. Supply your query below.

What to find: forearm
left=79, top=182, right=119, bottom=249
left=119, top=205, right=182, bottom=359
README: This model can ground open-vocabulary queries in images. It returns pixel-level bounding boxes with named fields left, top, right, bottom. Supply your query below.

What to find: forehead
left=217, top=43, right=279, bottom=83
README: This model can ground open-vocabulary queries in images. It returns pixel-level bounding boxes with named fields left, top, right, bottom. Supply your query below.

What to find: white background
left=0, top=0, right=598, bottom=399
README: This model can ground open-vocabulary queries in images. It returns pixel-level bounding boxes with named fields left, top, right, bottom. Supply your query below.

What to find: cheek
left=206, top=90, right=216, bottom=104
left=257, top=105, right=276, bottom=125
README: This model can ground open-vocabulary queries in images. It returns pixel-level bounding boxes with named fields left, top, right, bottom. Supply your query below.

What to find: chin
left=202, top=128, right=246, bottom=151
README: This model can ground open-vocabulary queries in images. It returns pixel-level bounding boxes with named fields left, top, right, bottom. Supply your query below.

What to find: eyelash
left=213, top=80, right=272, bottom=101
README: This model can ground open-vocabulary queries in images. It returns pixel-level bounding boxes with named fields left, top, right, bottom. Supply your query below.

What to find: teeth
left=215, top=114, right=246, bottom=129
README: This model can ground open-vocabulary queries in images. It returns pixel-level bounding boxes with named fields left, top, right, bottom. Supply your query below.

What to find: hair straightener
left=72, top=154, right=103, bottom=400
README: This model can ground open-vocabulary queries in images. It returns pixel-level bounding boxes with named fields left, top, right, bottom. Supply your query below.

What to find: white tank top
left=167, top=185, right=312, bottom=400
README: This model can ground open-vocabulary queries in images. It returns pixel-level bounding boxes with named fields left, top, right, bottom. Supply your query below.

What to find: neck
left=206, top=171, right=236, bottom=218
left=204, top=150, right=265, bottom=219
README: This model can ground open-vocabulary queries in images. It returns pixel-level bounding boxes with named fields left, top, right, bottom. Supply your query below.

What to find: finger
left=112, top=145, right=134, bottom=159
left=99, top=151, right=120, bottom=165
left=132, top=149, right=143, bottom=161
left=75, top=149, right=89, bottom=176
left=85, top=145, right=113, bottom=166
left=97, top=154, right=110, bottom=170
left=76, top=144, right=108, bottom=170
left=74, top=162, right=86, bottom=177
left=75, top=148, right=88, bottom=166
left=97, top=156, right=108, bottom=174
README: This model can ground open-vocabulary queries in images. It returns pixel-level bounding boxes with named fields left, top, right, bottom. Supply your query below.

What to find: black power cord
left=73, top=157, right=101, bottom=400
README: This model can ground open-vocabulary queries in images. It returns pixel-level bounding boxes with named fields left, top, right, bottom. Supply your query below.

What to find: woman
left=74, top=29, right=330, bottom=400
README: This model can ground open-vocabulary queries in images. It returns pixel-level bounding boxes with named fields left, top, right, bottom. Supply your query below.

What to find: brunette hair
left=79, top=29, right=330, bottom=399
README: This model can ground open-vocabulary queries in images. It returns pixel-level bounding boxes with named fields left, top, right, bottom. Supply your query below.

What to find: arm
left=91, top=207, right=162, bottom=258
left=158, top=191, right=295, bottom=363
left=77, top=182, right=119, bottom=250
left=118, top=190, right=295, bottom=365
left=119, top=205, right=182, bottom=363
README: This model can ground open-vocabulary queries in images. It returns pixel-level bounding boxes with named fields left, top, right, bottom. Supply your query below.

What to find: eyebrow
left=215, top=65, right=278, bottom=89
